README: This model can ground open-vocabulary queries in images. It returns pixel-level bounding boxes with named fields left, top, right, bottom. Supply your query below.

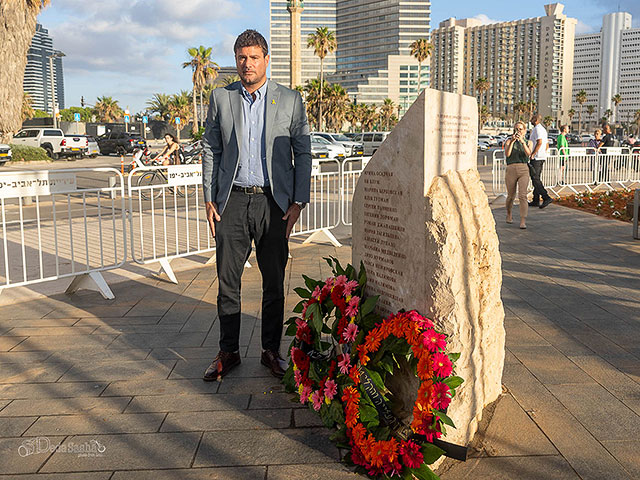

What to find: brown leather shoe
left=261, top=350, right=288, bottom=379
left=203, top=351, right=241, bottom=382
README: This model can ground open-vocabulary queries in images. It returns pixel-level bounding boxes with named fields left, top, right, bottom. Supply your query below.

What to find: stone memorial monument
left=352, top=88, right=505, bottom=447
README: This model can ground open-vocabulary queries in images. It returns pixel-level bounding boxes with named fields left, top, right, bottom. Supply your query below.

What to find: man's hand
left=205, top=201, right=221, bottom=237
left=282, top=203, right=302, bottom=239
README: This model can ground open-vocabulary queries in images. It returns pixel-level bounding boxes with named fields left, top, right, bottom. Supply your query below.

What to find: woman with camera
left=504, top=121, right=533, bottom=229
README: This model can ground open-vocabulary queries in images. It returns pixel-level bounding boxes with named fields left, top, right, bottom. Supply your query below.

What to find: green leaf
left=292, top=301, right=305, bottom=313
left=434, top=410, right=456, bottom=428
left=448, top=352, right=461, bottom=363
left=323, top=256, right=335, bottom=270
left=345, top=263, right=357, bottom=281
left=421, top=442, right=446, bottom=464
left=329, top=399, right=345, bottom=424
left=443, top=376, right=464, bottom=390
left=281, top=365, right=296, bottom=392
left=360, top=296, right=378, bottom=317
left=358, top=260, right=367, bottom=286
left=410, top=463, right=440, bottom=480
left=333, top=258, right=346, bottom=276
left=294, top=287, right=311, bottom=299
left=302, top=274, right=319, bottom=291
left=308, top=362, right=321, bottom=382
left=364, top=367, right=385, bottom=393
left=359, top=401, right=378, bottom=424
left=285, top=323, right=297, bottom=337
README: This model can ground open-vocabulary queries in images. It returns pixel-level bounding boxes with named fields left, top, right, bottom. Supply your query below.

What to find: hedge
left=7, top=145, right=51, bottom=162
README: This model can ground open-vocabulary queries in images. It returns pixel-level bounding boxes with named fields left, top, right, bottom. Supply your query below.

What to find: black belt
left=232, top=185, right=269, bottom=194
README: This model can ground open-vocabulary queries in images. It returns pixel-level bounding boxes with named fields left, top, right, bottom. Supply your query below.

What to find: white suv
left=12, top=128, right=87, bottom=160
left=0, top=144, right=11, bottom=166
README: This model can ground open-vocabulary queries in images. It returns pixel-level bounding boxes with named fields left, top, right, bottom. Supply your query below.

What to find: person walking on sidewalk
left=528, top=113, right=553, bottom=209
left=201, top=29, right=312, bottom=381
left=556, top=124, right=569, bottom=184
left=504, top=121, right=532, bottom=229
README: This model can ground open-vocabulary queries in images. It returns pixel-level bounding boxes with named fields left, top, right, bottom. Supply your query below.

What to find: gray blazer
left=202, top=80, right=311, bottom=214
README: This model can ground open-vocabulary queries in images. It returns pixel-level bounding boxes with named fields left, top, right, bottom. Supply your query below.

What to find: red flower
left=400, top=440, right=424, bottom=469
left=349, top=365, right=361, bottom=385
left=432, top=382, right=452, bottom=410
left=291, top=347, right=309, bottom=372
left=295, top=319, right=312, bottom=344
left=432, top=351, right=453, bottom=377
left=422, top=329, right=446, bottom=352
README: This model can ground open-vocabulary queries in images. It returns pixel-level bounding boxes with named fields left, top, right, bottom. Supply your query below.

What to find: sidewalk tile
left=440, top=454, right=580, bottom=480
left=0, top=396, right=131, bottom=417
left=0, top=382, right=107, bottom=400
left=160, top=409, right=291, bottom=432
left=111, top=467, right=266, bottom=480
left=268, top=463, right=364, bottom=479
left=125, top=393, right=249, bottom=413
left=25, top=412, right=166, bottom=436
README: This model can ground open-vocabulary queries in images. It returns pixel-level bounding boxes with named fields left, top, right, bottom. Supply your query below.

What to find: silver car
left=311, top=132, right=364, bottom=157
left=78, top=135, right=100, bottom=157
left=0, top=144, right=11, bottom=165
left=310, top=134, right=346, bottom=160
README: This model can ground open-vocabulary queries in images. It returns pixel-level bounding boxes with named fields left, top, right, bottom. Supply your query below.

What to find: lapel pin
left=272, top=99, right=276, bottom=104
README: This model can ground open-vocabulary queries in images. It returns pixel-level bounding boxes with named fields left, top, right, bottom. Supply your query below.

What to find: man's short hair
left=532, top=113, right=542, bottom=123
left=234, top=29, right=269, bottom=56
left=560, top=125, right=568, bottom=133
left=603, top=123, right=611, bottom=131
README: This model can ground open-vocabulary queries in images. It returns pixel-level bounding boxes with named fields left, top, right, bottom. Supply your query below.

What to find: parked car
left=567, top=133, right=581, bottom=144
left=477, top=141, right=489, bottom=151
left=75, top=135, right=100, bottom=157
left=579, top=134, right=595, bottom=144
left=12, top=127, right=85, bottom=160
left=310, top=134, right=346, bottom=160
left=62, top=134, right=89, bottom=158
left=310, top=136, right=329, bottom=160
left=0, top=144, right=11, bottom=166
left=97, top=131, right=147, bottom=155
left=311, top=132, right=364, bottom=157
left=478, top=134, right=497, bottom=147
left=494, top=134, right=508, bottom=147
left=350, top=131, right=390, bottom=155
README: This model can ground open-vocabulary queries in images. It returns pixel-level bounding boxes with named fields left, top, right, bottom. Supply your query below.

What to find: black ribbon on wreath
left=358, top=367, right=468, bottom=462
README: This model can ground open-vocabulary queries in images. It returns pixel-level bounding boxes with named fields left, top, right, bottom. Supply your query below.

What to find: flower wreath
left=283, top=258, right=464, bottom=480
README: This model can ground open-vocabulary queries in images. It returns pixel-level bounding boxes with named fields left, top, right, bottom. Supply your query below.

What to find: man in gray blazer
left=202, top=30, right=311, bottom=381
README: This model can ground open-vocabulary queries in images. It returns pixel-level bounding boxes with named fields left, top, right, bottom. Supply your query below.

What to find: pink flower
left=343, top=322, right=359, bottom=343
left=338, top=353, right=351, bottom=374
left=432, top=352, right=453, bottom=377
left=300, top=385, right=312, bottom=404
left=422, top=329, right=446, bottom=352
left=311, top=285, right=321, bottom=299
left=345, top=296, right=360, bottom=317
left=334, top=275, right=348, bottom=287
left=400, top=440, right=424, bottom=469
left=311, top=389, right=324, bottom=411
left=343, top=280, right=359, bottom=296
left=324, top=277, right=335, bottom=288
left=324, top=379, right=337, bottom=400
left=432, top=382, right=452, bottom=410
left=408, top=310, right=435, bottom=329
left=301, top=302, right=309, bottom=320
left=319, top=284, right=332, bottom=301
left=294, top=369, right=303, bottom=386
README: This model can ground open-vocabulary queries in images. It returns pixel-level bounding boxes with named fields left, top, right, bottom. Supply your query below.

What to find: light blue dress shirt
left=234, top=82, right=269, bottom=187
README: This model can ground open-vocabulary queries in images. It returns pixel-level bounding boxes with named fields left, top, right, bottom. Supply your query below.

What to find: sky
left=37, top=0, right=640, bottom=113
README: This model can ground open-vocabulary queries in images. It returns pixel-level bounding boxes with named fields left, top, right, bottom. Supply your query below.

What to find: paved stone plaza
left=0, top=188, right=639, bottom=478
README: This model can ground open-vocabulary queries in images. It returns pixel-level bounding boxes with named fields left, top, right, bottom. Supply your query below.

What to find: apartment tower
left=23, top=24, right=65, bottom=113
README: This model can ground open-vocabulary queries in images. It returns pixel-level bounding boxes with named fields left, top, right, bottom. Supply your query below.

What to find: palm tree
left=307, top=27, right=336, bottom=131
left=409, top=38, right=433, bottom=93
left=586, top=105, right=595, bottom=129
left=527, top=77, right=538, bottom=116
left=346, top=103, right=359, bottom=132
left=611, top=93, right=622, bottom=127
left=474, top=78, right=491, bottom=126
left=634, top=109, right=640, bottom=135
left=380, top=98, right=395, bottom=131
left=94, top=96, right=123, bottom=123
left=603, top=109, right=613, bottom=126
left=576, top=89, right=587, bottom=134
left=543, top=116, right=554, bottom=129
left=168, top=91, right=192, bottom=141
left=1, top=0, right=51, bottom=142
left=568, top=108, right=575, bottom=126
left=221, top=75, right=240, bottom=87
left=324, top=83, right=350, bottom=131
left=303, top=78, right=322, bottom=130
left=362, top=104, right=378, bottom=131
left=146, top=93, right=171, bottom=121
left=183, top=46, right=219, bottom=133
left=479, top=105, right=490, bottom=129
left=22, top=92, right=34, bottom=122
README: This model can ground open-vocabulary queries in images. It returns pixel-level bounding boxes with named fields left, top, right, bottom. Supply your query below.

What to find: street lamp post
left=48, top=51, right=65, bottom=129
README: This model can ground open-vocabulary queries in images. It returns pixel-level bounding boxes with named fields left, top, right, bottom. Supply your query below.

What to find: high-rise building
left=431, top=4, right=577, bottom=124
left=269, top=0, right=337, bottom=88
left=23, top=24, right=65, bottom=114
left=572, top=12, right=640, bottom=129
left=269, top=0, right=431, bottom=114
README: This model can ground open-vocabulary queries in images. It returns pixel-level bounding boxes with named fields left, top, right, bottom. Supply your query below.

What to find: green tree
left=1, top=0, right=51, bottom=142
left=543, top=116, right=554, bottom=128
left=527, top=77, right=538, bottom=117
left=168, top=91, right=192, bottom=141
left=568, top=108, right=575, bottom=126
left=634, top=109, right=640, bottom=135
left=307, top=27, right=337, bottom=131
left=22, top=92, right=34, bottom=122
left=611, top=93, right=622, bottom=127
left=380, top=98, right=395, bottom=131
left=586, top=105, right=595, bottom=129
left=603, top=109, right=613, bottom=124
left=409, top=38, right=433, bottom=93
left=94, top=96, right=123, bottom=123
left=324, top=83, right=350, bottom=132
left=60, top=106, right=93, bottom=122
left=576, top=89, right=587, bottom=134
left=183, top=45, right=219, bottom=132
left=146, top=93, right=171, bottom=121
left=479, top=105, right=490, bottom=129
left=474, top=78, right=491, bottom=127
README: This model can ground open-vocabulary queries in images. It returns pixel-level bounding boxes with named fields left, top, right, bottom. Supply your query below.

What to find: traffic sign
left=124, top=114, right=130, bottom=123
left=142, top=115, right=148, bottom=124
left=175, top=117, right=181, bottom=125
left=74, top=113, right=81, bottom=122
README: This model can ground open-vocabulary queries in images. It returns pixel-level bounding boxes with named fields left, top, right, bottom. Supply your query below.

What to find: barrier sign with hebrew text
left=0, top=171, right=77, bottom=199
left=166, top=164, right=202, bottom=187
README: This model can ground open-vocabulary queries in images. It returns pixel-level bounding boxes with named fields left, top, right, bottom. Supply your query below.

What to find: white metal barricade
left=128, top=164, right=213, bottom=283
left=340, top=157, right=370, bottom=226
left=291, top=159, right=342, bottom=246
left=0, top=168, right=127, bottom=299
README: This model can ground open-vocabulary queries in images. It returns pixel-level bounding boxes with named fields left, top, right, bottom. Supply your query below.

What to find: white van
left=350, top=131, right=390, bottom=156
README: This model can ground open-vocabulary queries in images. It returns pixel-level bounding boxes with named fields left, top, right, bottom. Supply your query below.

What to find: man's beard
left=240, top=72, right=262, bottom=85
